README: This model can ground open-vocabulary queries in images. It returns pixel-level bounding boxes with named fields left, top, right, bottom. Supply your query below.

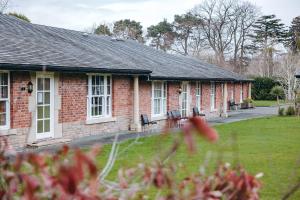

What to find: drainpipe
left=132, top=76, right=141, bottom=132
left=223, top=83, right=228, bottom=118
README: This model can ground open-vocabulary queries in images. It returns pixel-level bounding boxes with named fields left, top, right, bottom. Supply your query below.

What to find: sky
left=7, top=0, right=300, bottom=31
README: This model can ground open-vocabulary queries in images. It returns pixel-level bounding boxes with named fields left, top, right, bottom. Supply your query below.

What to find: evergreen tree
left=113, top=19, right=144, bottom=43
left=94, top=24, right=112, bottom=36
left=173, top=12, right=200, bottom=55
left=289, top=16, right=300, bottom=53
left=8, top=12, right=30, bottom=23
left=147, top=19, right=174, bottom=52
left=249, top=15, right=288, bottom=77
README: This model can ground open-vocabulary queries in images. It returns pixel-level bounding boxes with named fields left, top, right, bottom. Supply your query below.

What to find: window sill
left=86, top=117, right=116, bottom=125
left=0, top=128, right=16, bottom=136
left=151, top=115, right=167, bottom=121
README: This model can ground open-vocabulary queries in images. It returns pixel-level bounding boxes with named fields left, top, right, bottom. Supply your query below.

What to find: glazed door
left=36, top=74, right=54, bottom=140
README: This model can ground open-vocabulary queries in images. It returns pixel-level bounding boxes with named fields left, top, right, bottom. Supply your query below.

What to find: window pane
left=44, top=78, right=50, bottom=90
left=100, top=85, right=104, bottom=95
left=44, top=106, right=50, bottom=118
left=37, top=106, right=43, bottom=119
left=107, top=77, right=111, bottom=95
left=0, top=73, right=8, bottom=85
left=0, top=113, right=6, bottom=126
left=0, top=101, right=6, bottom=113
left=1, top=86, right=8, bottom=98
left=106, top=96, right=110, bottom=115
left=99, top=97, right=103, bottom=115
left=44, top=120, right=50, bottom=132
left=37, top=78, right=43, bottom=90
left=37, top=92, right=44, bottom=104
left=44, top=92, right=50, bottom=104
left=37, top=120, right=43, bottom=133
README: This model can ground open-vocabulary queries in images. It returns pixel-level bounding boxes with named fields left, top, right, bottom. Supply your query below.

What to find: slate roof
left=0, top=13, right=249, bottom=81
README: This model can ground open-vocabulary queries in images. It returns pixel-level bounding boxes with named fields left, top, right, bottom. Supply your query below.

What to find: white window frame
left=210, top=82, right=216, bottom=111
left=151, top=81, right=167, bottom=117
left=87, top=74, right=112, bottom=120
left=180, top=82, right=189, bottom=117
left=195, top=82, right=202, bottom=110
left=240, top=83, right=243, bottom=103
left=0, top=71, right=10, bottom=131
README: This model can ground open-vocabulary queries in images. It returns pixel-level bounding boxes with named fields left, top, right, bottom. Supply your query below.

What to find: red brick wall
left=59, top=73, right=87, bottom=123
left=168, top=82, right=180, bottom=111
left=139, top=79, right=151, bottom=116
left=113, top=76, right=133, bottom=119
left=10, top=71, right=32, bottom=129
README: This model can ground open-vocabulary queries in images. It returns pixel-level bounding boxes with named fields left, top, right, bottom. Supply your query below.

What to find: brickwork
left=10, top=71, right=32, bottom=129
left=5, top=72, right=248, bottom=148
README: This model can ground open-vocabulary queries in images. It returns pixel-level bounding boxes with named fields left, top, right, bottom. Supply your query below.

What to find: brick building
left=0, top=14, right=251, bottom=148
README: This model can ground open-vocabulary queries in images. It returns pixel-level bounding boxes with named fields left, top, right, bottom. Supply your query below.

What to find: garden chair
left=192, top=107, right=206, bottom=117
left=141, top=114, right=157, bottom=132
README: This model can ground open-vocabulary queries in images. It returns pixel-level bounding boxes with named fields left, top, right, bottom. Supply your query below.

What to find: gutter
left=149, top=76, right=252, bottom=82
left=0, top=63, right=152, bottom=76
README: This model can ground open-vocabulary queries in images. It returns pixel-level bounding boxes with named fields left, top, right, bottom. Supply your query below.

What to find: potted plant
left=241, top=98, right=254, bottom=109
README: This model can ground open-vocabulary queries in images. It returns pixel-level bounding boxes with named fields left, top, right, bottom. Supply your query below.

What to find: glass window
left=152, top=81, right=167, bottom=116
left=0, top=72, right=9, bottom=129
left=88, top=75, right=111, bottom=118
left=210, top=82, right=216, bottom=111
left=240, top=83, right=243, bottom=103
left=195, top=82, right=202, bottom=110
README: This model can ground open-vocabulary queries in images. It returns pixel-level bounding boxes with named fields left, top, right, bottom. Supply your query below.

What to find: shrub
left=278, top=108, right=285, bottom=116
left=285, top=106, right=296, bottom=116
left=252, top=77, right=279, bottom=100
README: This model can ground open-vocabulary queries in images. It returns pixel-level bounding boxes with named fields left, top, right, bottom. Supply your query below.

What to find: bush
left=252, top=77, right=279, bottom=100
left=285, top=106, right=296, bottom=116
left=278, top=108, right=285, bottom=116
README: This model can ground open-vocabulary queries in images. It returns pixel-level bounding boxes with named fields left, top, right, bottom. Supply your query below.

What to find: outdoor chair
left=170, top=110, right=188, bottom=127
left=192, top=107, right=206, bottom=117
left=141, top=114, right=157, bottom=132
left=229, top=100, right=239, bottom=110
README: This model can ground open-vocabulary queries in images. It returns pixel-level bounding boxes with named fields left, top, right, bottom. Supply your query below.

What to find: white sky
left=7, top=0, right=300, bottom=31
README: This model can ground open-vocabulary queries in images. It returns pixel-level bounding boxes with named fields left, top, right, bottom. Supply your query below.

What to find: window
left=240, top=83, right=243, bottom=103
left=88, top=74, right=111, bottom=119
left=0, top=72, right=9, bottom=130
left=210, top=82, right=216, bottom=111
left=195, top=82, right=202, bottom=109
left=180, top=82, right=189, bottom=117
left=152, top=81, right=167, bottom=116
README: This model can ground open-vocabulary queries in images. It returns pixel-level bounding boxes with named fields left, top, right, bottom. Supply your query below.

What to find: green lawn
left=96, top=117, right=300, bottom=200
left=253, top=100, right=284, bottom=107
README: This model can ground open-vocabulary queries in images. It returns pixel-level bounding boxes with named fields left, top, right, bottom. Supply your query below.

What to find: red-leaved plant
left=0, top=117, right=261, bottom=199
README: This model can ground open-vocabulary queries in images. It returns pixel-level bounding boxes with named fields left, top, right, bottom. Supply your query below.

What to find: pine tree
left=289, top=16, right=300, bottom=53
left=147, top=19, right=174, bottom=52
left=113, top=19, right=144, bottom=43
left=94, top=24, right=112, bottom=36
left=249, top=15, right=288, bottom=77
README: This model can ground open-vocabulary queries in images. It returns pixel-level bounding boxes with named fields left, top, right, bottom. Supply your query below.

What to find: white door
left=36, top=74, right=54, bottom=140
left=180, top=82, right=189, bottom=117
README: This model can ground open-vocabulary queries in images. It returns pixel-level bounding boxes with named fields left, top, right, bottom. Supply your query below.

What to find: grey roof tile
left=0, top=14, right=248, bottom=81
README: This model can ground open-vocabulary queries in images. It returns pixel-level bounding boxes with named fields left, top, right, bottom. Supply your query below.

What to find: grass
left=253, top=100, right=285, bottom=107
left=96, top=117, right=300, bottom=200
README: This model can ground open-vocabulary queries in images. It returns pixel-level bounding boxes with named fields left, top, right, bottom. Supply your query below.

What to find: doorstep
left=27, top=138, right=72, bottom=148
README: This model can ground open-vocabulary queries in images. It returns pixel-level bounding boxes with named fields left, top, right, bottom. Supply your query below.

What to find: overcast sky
left=7, top=0, right=300, bottom=31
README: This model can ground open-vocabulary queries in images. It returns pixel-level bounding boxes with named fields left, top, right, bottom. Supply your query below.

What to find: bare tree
left=274, top=52, right=300, bottom=100
left=231, top=1, right=259, bottom=73
left=0, top=0, right=9, bottom=13
left=192, top=0, right=237, bottom=67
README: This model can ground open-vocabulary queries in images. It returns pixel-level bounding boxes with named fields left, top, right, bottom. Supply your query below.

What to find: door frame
left=36, top=72, right=55, bottom=140
left=179, top=81, right=190, bottom=117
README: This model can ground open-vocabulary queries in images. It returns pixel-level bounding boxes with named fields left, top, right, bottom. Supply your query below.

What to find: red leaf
left=189, top=117, right=219, bottom=142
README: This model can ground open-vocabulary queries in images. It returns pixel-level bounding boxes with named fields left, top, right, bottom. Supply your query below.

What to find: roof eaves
left=0, top=63, right=152, bottom=75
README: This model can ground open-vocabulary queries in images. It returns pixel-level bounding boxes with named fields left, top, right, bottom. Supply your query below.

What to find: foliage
left=8, top=12, right=30, bottom=22
left=278, top=107, right=285, bottom=116
left=113, top=19, right=144, bottom=42
left=0, top=0, right=8, bottom=13
left=248, top=15, right=288, bottom=77
left=252, top=77, right=279, bottom=100
left=270, top=85, right=285, bottom=99
left=285, top=106, right=296, bottom=116
left=147, top=19, right=175, bottom=52
left=289, top=16, right=300, bottom=53
left=94, top=24, right=111, bottom=36
left=243, top=98, right=253, bottom=104
left=0, top=117, right=262, bottom=199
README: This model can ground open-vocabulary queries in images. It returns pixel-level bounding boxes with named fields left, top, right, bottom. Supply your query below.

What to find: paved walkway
left=26, top=106, right=279, bottom=153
